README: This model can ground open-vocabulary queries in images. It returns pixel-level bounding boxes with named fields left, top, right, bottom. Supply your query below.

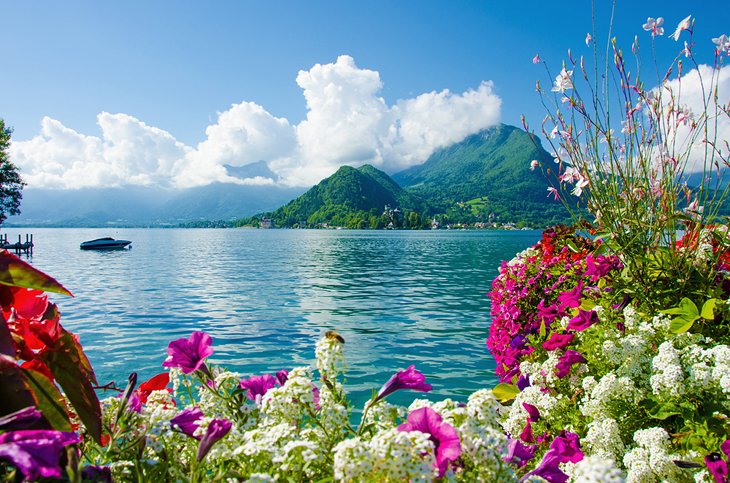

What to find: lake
left=4, top=228, right=540, bottom=407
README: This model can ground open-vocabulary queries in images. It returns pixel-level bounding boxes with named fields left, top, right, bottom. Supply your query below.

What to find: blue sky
left=1, top=1, right=727, bottom=189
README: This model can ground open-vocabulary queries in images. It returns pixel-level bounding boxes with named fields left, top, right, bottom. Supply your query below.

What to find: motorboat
left=80, top=237, right=132, bottom=250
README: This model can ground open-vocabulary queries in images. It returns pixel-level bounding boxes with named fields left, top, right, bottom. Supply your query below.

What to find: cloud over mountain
left=10, top=55, right=502, bottom=189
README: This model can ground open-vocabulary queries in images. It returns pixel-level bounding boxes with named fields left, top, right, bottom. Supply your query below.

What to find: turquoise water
left=5, top=228, right=539, bottom=407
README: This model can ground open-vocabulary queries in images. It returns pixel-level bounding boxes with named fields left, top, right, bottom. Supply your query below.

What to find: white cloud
left=11, top=55, right=503, bottom=189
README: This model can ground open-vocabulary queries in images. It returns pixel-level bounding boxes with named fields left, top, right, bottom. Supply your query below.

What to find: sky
left=1, top=1, right=728, bottom=190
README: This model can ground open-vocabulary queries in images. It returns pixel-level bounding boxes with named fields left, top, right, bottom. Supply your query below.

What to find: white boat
left=80, top=237, right=132, bottom=250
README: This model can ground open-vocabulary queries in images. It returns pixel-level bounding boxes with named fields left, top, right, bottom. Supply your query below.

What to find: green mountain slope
left=394, top=124, right=568, bottom=226
left=268, top=165, right=419, bottom=228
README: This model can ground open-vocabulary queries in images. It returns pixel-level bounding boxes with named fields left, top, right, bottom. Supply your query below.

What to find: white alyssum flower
left=650, top=341, right=685, bottom=397
left=583, top=418, right=625, bottom=462
left=569, top=456, right=625, bottom=482
left=315, top=335, right=346, bottom=380
left=503, top=385, right=564, bottom=437
left=581, top=372, right=643, bottom=421
left=261, top=366, right=315, bottom=425
left=243, top=474, right=275, bottom=483
left=624, top=428, right=682, bottom=483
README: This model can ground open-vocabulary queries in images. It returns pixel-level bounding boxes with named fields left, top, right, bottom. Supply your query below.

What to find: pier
left=0, top=234, right=34, bottom=255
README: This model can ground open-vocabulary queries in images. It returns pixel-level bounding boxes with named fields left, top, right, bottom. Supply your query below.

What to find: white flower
left=552, top=67, right=574, bottom=93
left=650, top=341, right=685, bottom=397
left=530, top=160, right=540, bottom=171
left=642, top=17, right=665, bottom=36
left=669, top=15, right=691, bottom=41
left=570, top=456, right=625, bottom=482
left=583, top=418, right=625, bottom=462
left=712, top=34, right=730, bottom=55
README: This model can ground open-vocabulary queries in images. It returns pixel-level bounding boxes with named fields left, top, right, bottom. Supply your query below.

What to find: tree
left=0, top=119, right=25, bottom=225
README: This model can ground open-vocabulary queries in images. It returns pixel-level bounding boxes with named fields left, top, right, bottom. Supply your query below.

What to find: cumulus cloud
left=655, top=64, right=730, bottom=173
left=11, top=55, right=503, bottom=189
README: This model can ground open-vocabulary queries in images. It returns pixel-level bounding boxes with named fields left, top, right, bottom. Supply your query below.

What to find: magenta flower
left=566, top=309, right=599, bottom=332
left=239, top=374, right=277, bottom=402
left=521, top=432, right=583, bottom=483
left=312, top=383, right=321, bottom=411
left=542, top=333, right=575, bottom=351
left=503, top=438, right=536, bottom=468
left=557, top=282, right=583, bottom=309
left=276, top=369, right=289, bottom=386
left=556, top=350, right=587, bottom=378
left=196, top=418, right=232, bottom=462
left=551, top=431, right=584, bottom=463
left=398, top=407, right=461, bottom=477
left=375, top=365, right=433, bottom=403
left=170, top=407, right=204, bottom=439
left=705, top=439, right=730, bottom=483
left=162, top=331, right=214, bottom=375
left=520, top=419, right=534, bottom=443
left=81, top=465, right=113, bottom=483
left=0, top=430, right=79, bottom=481
left=0, top=407, right=42, bottom=430
left=522, top=403, right=540, bottom=421
left=522, top=450, right=569, bottom=483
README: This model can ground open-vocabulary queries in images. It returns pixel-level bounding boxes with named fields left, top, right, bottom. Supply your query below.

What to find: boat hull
left=80, top=238, right=132, bottom=250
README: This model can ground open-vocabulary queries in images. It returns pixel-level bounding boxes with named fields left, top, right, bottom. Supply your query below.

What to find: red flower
left=137, top=373, right=171, bottom=404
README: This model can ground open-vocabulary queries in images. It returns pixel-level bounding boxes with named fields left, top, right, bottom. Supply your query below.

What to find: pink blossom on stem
left=533, top=53, right=541, bottom=64
left=643, top=17, right=664, bottom=36
left=670, top=15, right=692, bottom=41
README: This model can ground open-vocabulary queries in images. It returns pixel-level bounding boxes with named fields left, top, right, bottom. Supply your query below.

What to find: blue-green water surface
left=5, top=228, right=539, bottom=407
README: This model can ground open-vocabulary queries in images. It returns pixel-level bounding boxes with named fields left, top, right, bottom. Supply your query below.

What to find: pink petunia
left=542, top=333, right=575, bottom=351
left=398, top=407, right=461, bottom=477
left=566, top=309, right=599, bottom=332
left=556, top=350, right=587, bottom=378
left=162, top=332, right=214, bottom=375
left=375, top=365, right=433, bottom=403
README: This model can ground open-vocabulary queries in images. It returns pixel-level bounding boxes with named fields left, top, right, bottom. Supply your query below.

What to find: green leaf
left=661, top=297, right=699, bottom=317
left=492, top=383, right=520, bottom=403
left=21, top=368, right=72, bottom=431
left=539, top=320, right=546, bottom=338
left=670, top=315, right=696, bottom=334
left=40, top=330, right=101, bottom=443
left=644, top=400, right=682, bottom=420
left=579, top=299, right=596, bottom=311
left=700, top=299, right=717, bottom=320
left=0, top=251, right=72, bottom=296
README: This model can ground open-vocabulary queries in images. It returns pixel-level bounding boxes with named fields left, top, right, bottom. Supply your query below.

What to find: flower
left=398, top=407, right=461, bottom=477
left=275, top=369, right=289, bottom=386
left=713, top=34, right=730, bottom=55
left=0, top=407, right=42, bottom=431
left=239, top=374, right=277, bottom=402
left=643, top=17, right=664, bottom=36
left=547, top=187, right=560, bottom=200
left=522, top=432, right=583, bottom=482
left=162, top=331, right=213, bottom=375
left=556, top=350, right=587, bottom=378
left=0, top=430, right=79, bottom=481
left=530, top=160, right=540, bottom=171
left=542, top=333, right=575, bottom=351
left=533, top=53, right=540, bottom=64
left=80, top=465, right=113, bottom=483
left=585, top=33, right=592, bottom=46
left=557, top=282, right=583, bottom=309
left=551, top=67, right=574, bottom=93
left=137, top=372, right=170, bottom=404
left=566, top=309, right=599, bottom=332
left=196, top=418, right=232, bottom=461
left=705, top=440, right=730, bottom=483
left=170, top=407, right=204, bottom=439
left=669, top=15, right=691, bottom=41
left=523, top=451, right=568, bottom=483
left=503, top=438, right=536, bottom=468
left=375, top=365, right=433, bottom=403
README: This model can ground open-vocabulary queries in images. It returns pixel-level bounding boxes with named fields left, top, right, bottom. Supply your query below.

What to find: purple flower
left=196, top=418, right=232, bottom=462
left=0, top=430, right=79, bottom=481
left=162, top=331, right=214, bottom=375
left=170, top=407, right=204, bottom=439
left=521, top=450, right=569, bottom=483
left=276, top=369, right=289, bottom=386
left=704, top=453, right=727, bottom=483
left=398, top=407, right=461, bottom=477
left=126, top=392, right=142, bottom=414
left=516, top=374, right=531, bottom=391
left=312, top=383, right=321, bottom=411
left=81, top=465, right=113, bottom=483
left=239, top=374, right=277, bottom=402
left=556, top=350, right=587, bottom=378
left=375, top=365, right=433, bottom=403
left=503, top=438, right=536, bottom=468
left=566, top=309, right=599, bottom=332
left=550, top=431, right=584, bottom=463
left=522, top=403, right=540, bottom=421
left=557, top=282, right=583, bottom=310
left=520, top=419, right=534, bottom=443
left=0, top=407, right=42, bottom=431
left=542, top=332, right=575, bottom=351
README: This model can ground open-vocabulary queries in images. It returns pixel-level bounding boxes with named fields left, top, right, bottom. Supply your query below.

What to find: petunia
left=556, top=350, right=587, bottom=378
left=239, top=374, right=277, bottom=403
left=0, top=430, right=79, bottom=481
left=550, top=431, right=584, bottom=463
left=398, top=407, right=461, bottom=478
left=375, top=365, right=433, bottom=403
left=170, top=407, right=204, bottom=439
left=557, top=282, right=583, bottom=309
left=519, top=419, right=534, bottom=443
left=522, top=403, right=540, bottom=422
left=0, top=407, right=42, bottom=431
left=196, top=418, right=232, bottom=462
left=275, top=369, right=289, bottom=386
left=162, top=331, right=214, bottom=375
left=522, top=450, right=569, bottom=483
left=81, top=465, right=113, bottom=483
left=137, top=372, right=170, bottom=404
left=704, top=453, right=727, bottom=483
left=503, top=438, right=536, bottom=468
left=542, top=332, right=575, bottom=351
left=566, top=309, right=599, bottom=332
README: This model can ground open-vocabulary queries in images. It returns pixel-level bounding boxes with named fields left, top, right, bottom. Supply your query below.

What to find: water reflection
left=5, top=228, right=538, bottom=405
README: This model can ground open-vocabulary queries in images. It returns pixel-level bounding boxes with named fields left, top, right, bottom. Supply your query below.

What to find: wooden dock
left=0, top=234, right=34, bottom=255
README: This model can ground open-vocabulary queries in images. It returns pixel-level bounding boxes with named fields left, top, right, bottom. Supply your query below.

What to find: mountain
left=394, top=123, right=568, bottom=226
left=265, top=165, right=419, bottom=228
left=8, top=184, right=304, bottom=227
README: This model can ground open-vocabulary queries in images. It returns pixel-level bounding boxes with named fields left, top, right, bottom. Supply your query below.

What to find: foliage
left=0, top=119, right=26, bottom=226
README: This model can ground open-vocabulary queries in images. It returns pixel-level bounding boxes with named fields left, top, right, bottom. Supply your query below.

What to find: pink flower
left=239, top=374, right=277, bottom=402
left=669, top=15, right=691, bottom=41
left=196, top=418, right=232, bottom=462
left=551, top=68, right=574, bottom=93
left=162, top=332, right=214, bottom=375
left=566, top=309, right=599, bottom=332
left=398, top=407, right=461, bottom=477
left=542, top=333, right=575, bottom=351
left=0, top=430, right=80, bottom=481
left=713, top=34, right=730, bottom=56
left=170, top=407, right=204, bottom=439
left=375, top=365, right=432, bottom=403
left=503, top=438, right=536, bottom=468
left=556, top=350, right=587, bottom=378
left=585, top=33, right=592, bottom=46
left=557, top=282, right=583, bottom=309
left=530, top=160, right=540, bottom=171
left=643, top=17, right=665, bottom=36
left=547, top=187, right=560, bottom=200
left=533, top=53, right=541, bottom=64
